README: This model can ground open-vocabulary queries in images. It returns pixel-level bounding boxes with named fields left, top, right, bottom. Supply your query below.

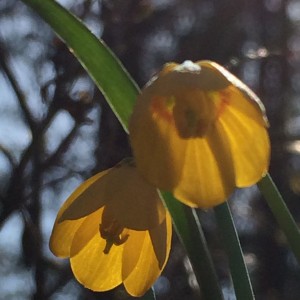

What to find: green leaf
left=214, top=203, right=254, bottom=300
left=258, top=173, right=300, bottom=263
left=21, top=0, right=139, bottom=132
left=160, top=192, right=224, bottom=300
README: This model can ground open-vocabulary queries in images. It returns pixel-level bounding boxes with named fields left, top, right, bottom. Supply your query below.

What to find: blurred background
left=1, top=0, right=300, bottom=299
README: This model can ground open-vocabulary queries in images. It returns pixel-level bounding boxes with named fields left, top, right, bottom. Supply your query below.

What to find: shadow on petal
left=70, top=207, right=104, bottom=256
left=148, top=61, right=230, bottom=96
left=50, top=173, right=108, bottom=257
left=206, top=123, right=236, bottom=197
left=59, top=170, right=110, bottom=222
left=107, top=165, right=166, bottom=230
left=173, top=132, right=234, bottom=208
left=217, top=104, right=270, bottom=187
left=149, top=213, right=172, bottom=269
left=50, top=218, right=85, bottom=258
left=130, top=90, right=186, bottom=191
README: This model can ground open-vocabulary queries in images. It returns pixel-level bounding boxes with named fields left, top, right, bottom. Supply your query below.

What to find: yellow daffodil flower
left=49, top=159, right=172, bottom=297
left=129, top=60, right=270, bottom=208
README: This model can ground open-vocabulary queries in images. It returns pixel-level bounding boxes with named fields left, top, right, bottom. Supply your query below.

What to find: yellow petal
left=122, top=214, right=172, bottom=297
left=70, top=207, right=123, bottom=291
left=50, top=217, right=84, bottom=258
left=129, top=60, right=270, bottom=208
left=173, top=127, right=235, bottom=208
left=121, top=230, right=147, bottom=285
left=149, top=212, right=172, bottom=269
left=50, top=172, right=108, bottom=257
left=200, top=60, right=268, bottom=125
left=59, top=170, right=110, bottom=221
left=148, top=60, right=230, bottom=95
left=224, top=85, right=267, bottom=128
left=129, top=61, right=235, bottom=195
left=106, top=163, right=165, bottom=230
left=129, top=92, right=186, bottom=190
left=217, top=87, right=270, bottom=186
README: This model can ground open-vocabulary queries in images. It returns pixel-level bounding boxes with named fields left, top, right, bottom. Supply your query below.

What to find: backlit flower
left=129, top=60, right=270, bottom=208
left=50, top=159, right=172, bottom=297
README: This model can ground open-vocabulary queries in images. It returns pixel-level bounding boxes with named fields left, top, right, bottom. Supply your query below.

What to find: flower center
left=174, top=91, right=216, bottom=138
left=151, top=90, right=230, bottom=138
left=99, top=207, right=129, bottom=254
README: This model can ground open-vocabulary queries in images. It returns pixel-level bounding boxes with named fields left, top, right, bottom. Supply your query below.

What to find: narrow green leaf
left=160, top=191, right=224, bottom=300
left=258, top=173, right=300, bottom=263
left=214, top=203, right=255, bottom=300
left=21, top=0, right=139, bottom=132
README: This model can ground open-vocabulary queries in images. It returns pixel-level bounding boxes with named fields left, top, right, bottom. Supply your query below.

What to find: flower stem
left=160, top=191, right=224, bottom=300
left=214, top=202, right=255, bottom=300
left=257, top=173, right=300, bottom=263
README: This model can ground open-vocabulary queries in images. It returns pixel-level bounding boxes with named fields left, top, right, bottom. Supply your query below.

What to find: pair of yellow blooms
left=50, top=61, right=270, bottom=296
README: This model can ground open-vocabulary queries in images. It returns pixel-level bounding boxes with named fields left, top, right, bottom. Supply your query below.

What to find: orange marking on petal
left=216, top=90, right=231, bottom=119
left=151, top=96, right=175, bottom=124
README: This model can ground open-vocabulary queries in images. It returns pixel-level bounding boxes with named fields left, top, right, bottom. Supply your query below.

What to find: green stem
left=160, top=191, right=224, bottom=300
left=257, top=173, right=300, bottom=263
left=214, top=202, right=255, bottom=300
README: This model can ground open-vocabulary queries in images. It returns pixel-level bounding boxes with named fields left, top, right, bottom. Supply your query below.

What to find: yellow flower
left=49, top=159, right=172, bottom=297
left=129, top=60, right=270, bottom=208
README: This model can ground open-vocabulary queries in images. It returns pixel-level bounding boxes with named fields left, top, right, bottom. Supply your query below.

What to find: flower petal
left=50, top=217, right=84, bottom=258
left=149, top=212, right=172, bottom=269
left=59, top=170, right=110, bottom=221
left=129, top=60, right=270, bottom=209
left=173, top=127, right=235, bottom=208
left=147, top=60, right=230, bottom=96
left=218, top=87, right=270, bottom=187
left=49, top=173, right=107, bottom=257
left=201, top=61, right=268, bottom=125
left=129, top=92, right=186, bottom=190
left=70, top=207, right=123, bottom=292
left=106, top=163, right=166, bottom=230
left=122, top=214, right=172, bottom=297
